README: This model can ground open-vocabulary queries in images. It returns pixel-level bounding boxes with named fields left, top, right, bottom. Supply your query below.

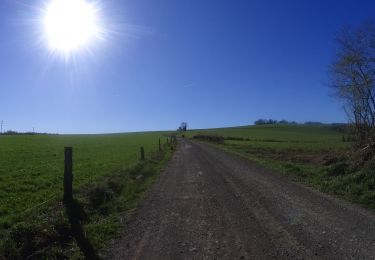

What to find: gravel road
left=110, top=139, right=375, bottom=259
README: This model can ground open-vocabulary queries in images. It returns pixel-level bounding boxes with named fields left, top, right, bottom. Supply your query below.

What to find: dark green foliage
left=1, top=216, right=71, bottom=259
left=318, top=159, right=375, bottom=208
left=193, top=134, right=224, bottom=143
left=3, top=223, right=37, bottom=258
left=225, top=136, right=250, bottom=141
left=327, top=162, right=349, bottom=176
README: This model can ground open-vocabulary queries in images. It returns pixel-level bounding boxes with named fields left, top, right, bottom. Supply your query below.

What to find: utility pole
left=0, top=120, right=3, bottom=134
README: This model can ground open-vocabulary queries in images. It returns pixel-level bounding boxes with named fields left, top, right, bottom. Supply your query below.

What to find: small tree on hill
left=178, top=122, right=187, bottom=131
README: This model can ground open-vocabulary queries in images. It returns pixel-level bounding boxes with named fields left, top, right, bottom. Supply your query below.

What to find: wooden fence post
left=140, top=146, right=145, bottom=160
left=64, top=147, right=73, bottom=203
left=63, top=147, right=99, bottom=259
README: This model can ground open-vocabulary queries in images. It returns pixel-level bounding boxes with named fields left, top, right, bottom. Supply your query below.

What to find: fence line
left=2, top=136, right=175, bottom=258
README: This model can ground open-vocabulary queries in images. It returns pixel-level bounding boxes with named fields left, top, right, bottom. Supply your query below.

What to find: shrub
left=193, top=135, right=224, bottom=143
left=327, top=162, right=349, bottom=177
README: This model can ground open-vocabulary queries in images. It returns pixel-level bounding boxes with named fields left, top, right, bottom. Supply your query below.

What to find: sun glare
left=43, top=0, right=102, bottom=53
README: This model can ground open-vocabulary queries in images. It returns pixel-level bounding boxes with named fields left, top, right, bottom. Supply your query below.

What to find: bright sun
left=43, top=0, right=101, bottom=53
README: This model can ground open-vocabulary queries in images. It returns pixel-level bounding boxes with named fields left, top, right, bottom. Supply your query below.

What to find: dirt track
left=110, top=139, right=375, bottom=259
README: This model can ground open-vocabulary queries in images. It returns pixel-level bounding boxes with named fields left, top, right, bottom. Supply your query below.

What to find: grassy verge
left=186, top=125, right=375, bottom=210
left=0, top=135, right=175, bottom=259
left=0, top=132, right=170, bottom=229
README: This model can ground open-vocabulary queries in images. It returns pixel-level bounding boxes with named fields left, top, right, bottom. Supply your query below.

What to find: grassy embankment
left=0, top=132, right=174, bottom=258
left=186, top=124, right=375, bottom=209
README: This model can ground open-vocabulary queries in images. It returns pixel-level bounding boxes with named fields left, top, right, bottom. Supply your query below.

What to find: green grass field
left=186, top=124, right=349, bottom=167
left=187, top=124, right=375, bottom=210
left=0, top=132, right=173, bottom=258
left=1, top=124, right=374, bottom=257
left=186, top=124, right=348, bottom=150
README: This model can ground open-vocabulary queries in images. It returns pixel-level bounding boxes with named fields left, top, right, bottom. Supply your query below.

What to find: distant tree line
left=0, top=130, right=54, bottom=135
left=253, top=119, right=326, bottom=125
left=303, top=121, right=324, bottom=125
left=254, top=119, right=280, bottom=125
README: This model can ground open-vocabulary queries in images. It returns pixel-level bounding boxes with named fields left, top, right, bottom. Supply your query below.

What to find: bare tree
left=178, top=122, right=188, bottom=132
left=330, top=22, right=375, bottom=149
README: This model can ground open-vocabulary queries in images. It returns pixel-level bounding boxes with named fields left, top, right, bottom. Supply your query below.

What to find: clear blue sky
left=0, top=0, right=374, bottom=134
